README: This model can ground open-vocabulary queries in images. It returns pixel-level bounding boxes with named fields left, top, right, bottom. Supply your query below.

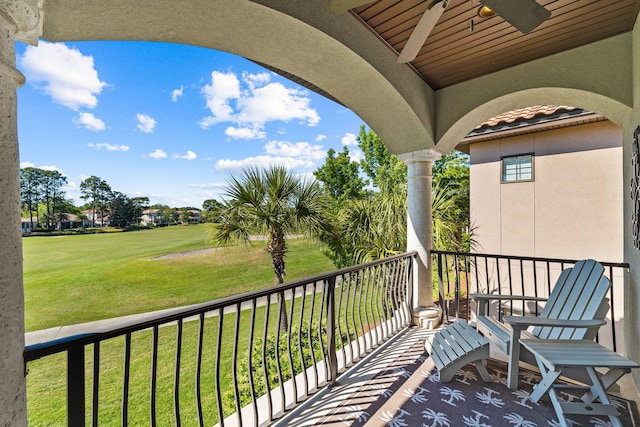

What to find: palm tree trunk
left=269, top=231, right=288, bottom=333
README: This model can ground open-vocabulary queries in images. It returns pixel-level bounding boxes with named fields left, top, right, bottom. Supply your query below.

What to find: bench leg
left=583, top=367, right=624, bottom=427
left=581, top=367, right=631, bottom=403
left=531, top=364, right=625, bottom=427
left=529, top=366, right=561, bottom=406
left=438, top=359, right=492, bottom=383
left=507, top=326, right=526, bottom=390
left=547, top=388, right=571, bottom=427
left=473, top=360, right=492, bottom=382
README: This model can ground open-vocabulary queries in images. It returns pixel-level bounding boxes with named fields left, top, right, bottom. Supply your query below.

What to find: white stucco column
left=0, top=1, right=41, bottom=425
left=399, top=149, right=443, bottom=329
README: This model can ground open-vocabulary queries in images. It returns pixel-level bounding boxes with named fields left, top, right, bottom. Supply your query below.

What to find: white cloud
left=190, top=182, right=226, bottom=189
left=265, top=140, right=325, bottom=161
left=215, top=156, right=311, bottom=173
left=19, top=41, right=107, bottom=110
left=173, top=150, right=197, bottom=160
left=88, top=142, right=129, bottom=151
left=136, top=113, right=157, bottom=133
left=225, top=126, right=266, bottom=140
left=215, top=138, right=326, bottom=174
left=348, top=148, right=364, bottom=163
left=296, top=172, right=317, bottom=183
left=148, top=149, right=167, bottom=159
left=171, top=85, right=184, bottom=102
left=199, top=71, right=241, bottom=128
left=38, top=165, right=63, bottom=173
left=237, top=83, right=320, bottom=127
left=19, top=162, right=67, bottom=175
left=74, top=112, right=106, bottom=131
left=315, top=134, right=327, bottom=142
left=341, top=132, right=358, bottom=146
left=199, top=71, right=320, bottom=136
left=242, top=71, right=271, bottom=90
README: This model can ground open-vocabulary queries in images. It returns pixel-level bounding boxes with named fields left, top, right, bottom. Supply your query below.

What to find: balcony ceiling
left=345, top=0, right=640, bottom=90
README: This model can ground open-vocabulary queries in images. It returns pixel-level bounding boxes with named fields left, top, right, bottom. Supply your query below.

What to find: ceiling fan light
left=479, top=0, right=551, bottom=34
left=477, top=6, right=495, bottom=18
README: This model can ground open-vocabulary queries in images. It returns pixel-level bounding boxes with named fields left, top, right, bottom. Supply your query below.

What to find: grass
left=27, top=303, right=332, bottom=426
left=23, top=224, right=335, bottom=331
left=24, top=225, right=412, bottom=426
left=25, top=224, right=340, bottom=426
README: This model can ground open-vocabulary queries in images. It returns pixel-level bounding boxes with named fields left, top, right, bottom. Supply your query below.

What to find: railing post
left=326, top=277, right=338, bottom=386
left=437, top=252, right=447, bottom=321
left=406, top=255, right=414, bottom=321
left=68, top=346, right=86, bottom=427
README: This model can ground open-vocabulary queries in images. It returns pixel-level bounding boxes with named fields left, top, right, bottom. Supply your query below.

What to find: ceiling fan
left=328, top=0, right=552, bottom=63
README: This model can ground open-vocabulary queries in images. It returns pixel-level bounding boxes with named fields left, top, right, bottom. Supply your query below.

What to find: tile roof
left=456, top=105, right=606, bottom=151
left=464, top=105, right=603, bottom=140
left=477, top=105, right=580, bottom=128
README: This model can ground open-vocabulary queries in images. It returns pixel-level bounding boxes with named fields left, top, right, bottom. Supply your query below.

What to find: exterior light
left=477, top=5, right=495, bottom=17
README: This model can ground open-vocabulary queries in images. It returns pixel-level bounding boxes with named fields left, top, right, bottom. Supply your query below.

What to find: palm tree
left=343, top=187, right=407, bottom=264
left=432, top=183, right=462, bottom=253
left=209, top=166, right=329, bottom=329
left=337, top=180, right=464, bottom=265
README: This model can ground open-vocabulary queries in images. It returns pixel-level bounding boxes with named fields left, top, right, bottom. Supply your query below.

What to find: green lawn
left=23, top=225, right=341, bottom=426
left=23, top=224, right=335, bottom=331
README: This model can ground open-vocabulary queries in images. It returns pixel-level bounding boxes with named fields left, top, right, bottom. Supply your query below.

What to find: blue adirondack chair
left=471, top=259, right=611, bottom=389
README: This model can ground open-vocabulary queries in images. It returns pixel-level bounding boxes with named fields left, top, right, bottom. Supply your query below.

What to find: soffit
left=350, top=0, right=640, bottom=90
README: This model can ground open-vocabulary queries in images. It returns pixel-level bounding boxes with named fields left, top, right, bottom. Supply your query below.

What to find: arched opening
left=16, top=40, right=367, bottom=211
left=457, top=101, right=625, bottom=351
left=40, top=0, right=436, bottom=155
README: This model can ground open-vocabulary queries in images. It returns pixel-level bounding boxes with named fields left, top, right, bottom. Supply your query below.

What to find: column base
left=413, top=306, right=442, bottom=329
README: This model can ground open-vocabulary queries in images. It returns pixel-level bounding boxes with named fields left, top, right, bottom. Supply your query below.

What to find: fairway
left=23, top=224, right=335, bottom=332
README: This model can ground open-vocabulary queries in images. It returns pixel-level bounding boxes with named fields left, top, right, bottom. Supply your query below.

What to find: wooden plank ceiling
left=352, top=0, right=640, bottom=89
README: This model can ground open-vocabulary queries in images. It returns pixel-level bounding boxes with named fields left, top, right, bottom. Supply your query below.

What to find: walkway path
left=25, top=281, right=324, bottom=347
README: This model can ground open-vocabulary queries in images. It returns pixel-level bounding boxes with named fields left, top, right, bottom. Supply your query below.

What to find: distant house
left=141, top=209, right=164, bottom=226
left=180, top=209, right=202, bottom=224
left=55, top=214, right=84, bottom=230
left=190, top=210, right=202, bottom=223
left=460, top=105, right=623, bottom=263
left=21, top=219, right=32, bottom=235
left=82, top=210, right=110, bottom=227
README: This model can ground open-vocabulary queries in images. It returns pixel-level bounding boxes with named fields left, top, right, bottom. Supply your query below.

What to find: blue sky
left=16, top=40, right=366, bottom=209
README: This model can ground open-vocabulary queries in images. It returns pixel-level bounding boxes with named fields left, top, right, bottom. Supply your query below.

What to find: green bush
left=223, top=321, right=327, bottom=409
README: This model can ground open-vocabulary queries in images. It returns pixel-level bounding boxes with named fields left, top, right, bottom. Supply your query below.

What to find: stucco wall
left=623, top=11, right=640, bottom=386
left=470, top=121, right=623, bottom=262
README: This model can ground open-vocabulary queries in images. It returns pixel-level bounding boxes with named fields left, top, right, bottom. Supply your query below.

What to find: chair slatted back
left=532, top=259, right=610, bottom=340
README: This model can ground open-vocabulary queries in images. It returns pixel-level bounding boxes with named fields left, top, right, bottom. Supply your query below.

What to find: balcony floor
left=278, top=326, right=640, bottom=426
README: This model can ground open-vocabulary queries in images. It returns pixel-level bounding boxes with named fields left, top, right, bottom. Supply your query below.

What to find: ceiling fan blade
left=327, top=0, right=377, bottom=14
left=479, top=0, right=551, bottom=34
left=397, top=0, right=447, bottom=63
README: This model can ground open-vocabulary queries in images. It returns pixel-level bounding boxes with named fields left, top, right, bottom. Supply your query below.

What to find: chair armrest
left=471, top=294, right=548, bottom=316
left=503, top=316, right=606, bottom=329
left=470, top=294, right=548, bottom=302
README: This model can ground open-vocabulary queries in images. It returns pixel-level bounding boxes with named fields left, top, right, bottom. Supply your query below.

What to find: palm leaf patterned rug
left=316, top=336, right=640, bottom=427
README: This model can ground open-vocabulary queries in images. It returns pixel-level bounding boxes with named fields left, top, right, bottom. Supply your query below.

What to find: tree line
left=20, top=168, right=70, bottom=231
left=20, top=170, right=151, bottom=230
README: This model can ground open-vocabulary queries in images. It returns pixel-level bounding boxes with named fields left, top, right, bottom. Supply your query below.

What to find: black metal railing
left=24, top=252, right=415, bottom=427
left=432, top=250, right=629, bottom=352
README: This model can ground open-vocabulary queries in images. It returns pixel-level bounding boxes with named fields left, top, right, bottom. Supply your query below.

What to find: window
left=502, top=154, right=533, bottom=182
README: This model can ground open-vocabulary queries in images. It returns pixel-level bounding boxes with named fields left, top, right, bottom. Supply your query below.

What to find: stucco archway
left=437, top=88, right=634, bottom=152
left=41, top=0, right=438, bottom=155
